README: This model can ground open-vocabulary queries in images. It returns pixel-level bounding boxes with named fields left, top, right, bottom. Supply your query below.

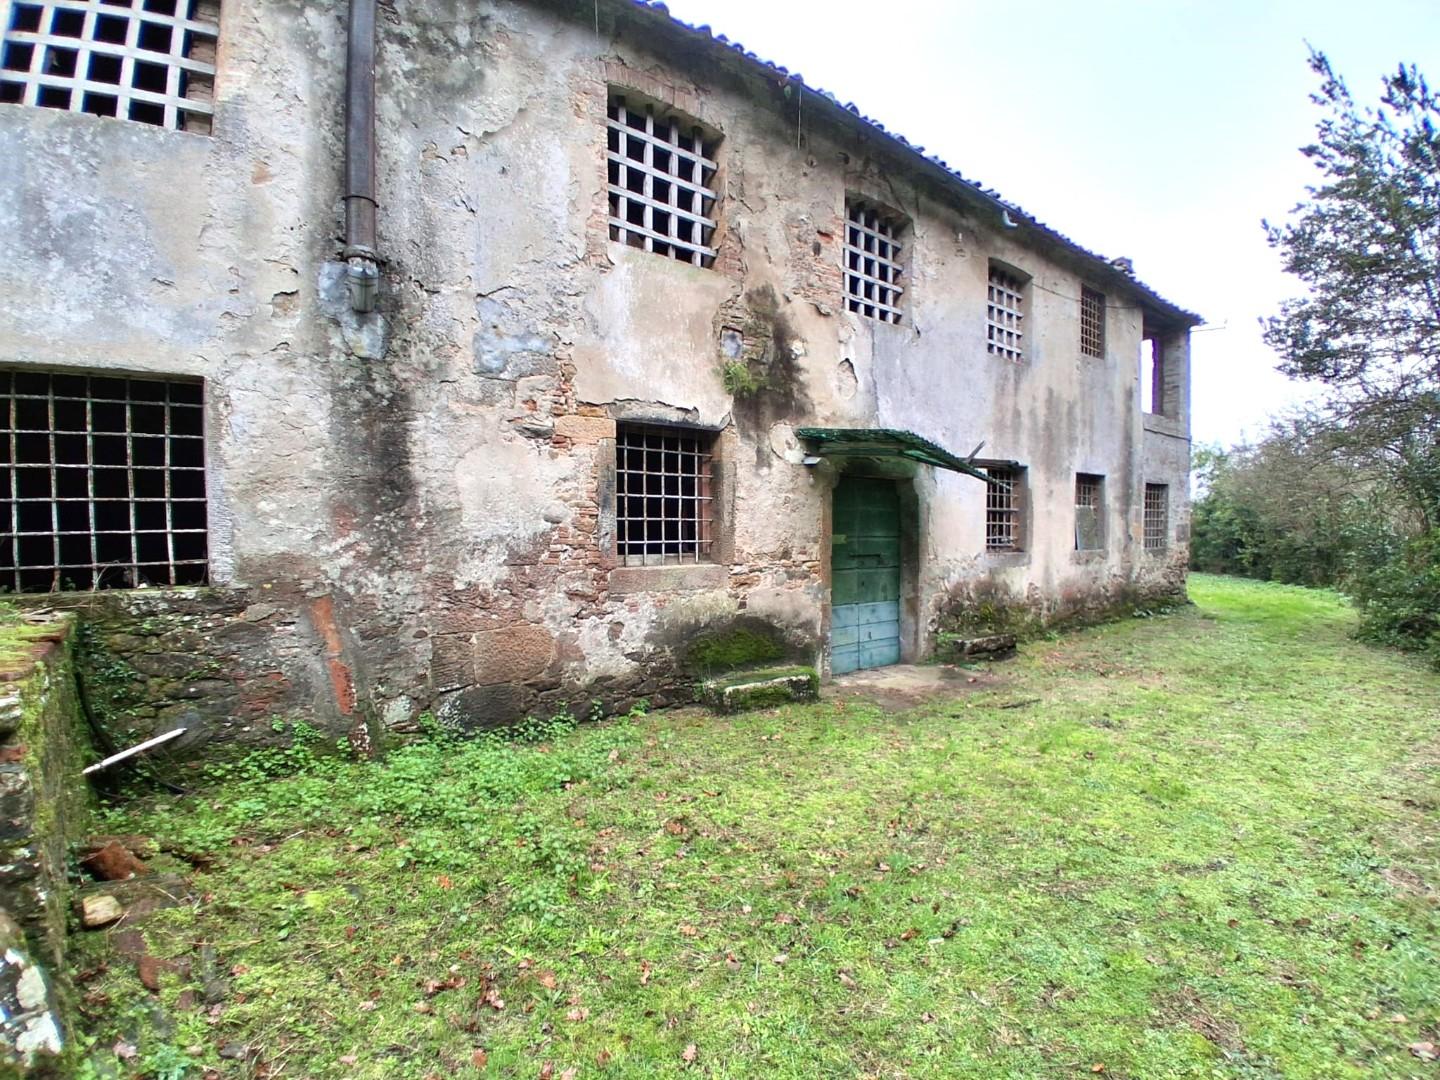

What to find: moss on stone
left=685, top=626, right=787, bottom=675
left=699, top=665, right=819, bottom=714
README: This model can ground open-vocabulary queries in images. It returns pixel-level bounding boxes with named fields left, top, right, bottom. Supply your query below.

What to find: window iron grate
left=0, top=367, right=208, bottom=592
left=0, top=0, right=220, bottom=134
left=1144, top=483, right=1169, bottom=551
left=606, top=94, right=719, bottom=268
left=986, top=266, right=1026, bottom=362
left=844, top=200, right=905, bottom=324
left=1080, top=285, right=1105, bottom=358
left=615, top=423, right=714, bottom=566
left=985, top=466, right=1021, bottom=552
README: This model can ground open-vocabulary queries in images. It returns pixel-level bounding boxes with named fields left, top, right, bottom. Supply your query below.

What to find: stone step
left=698, top=666, right=819, bottom=714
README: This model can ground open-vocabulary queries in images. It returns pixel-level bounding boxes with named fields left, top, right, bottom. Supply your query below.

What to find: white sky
left=660, top=0, right=1440, bottom=448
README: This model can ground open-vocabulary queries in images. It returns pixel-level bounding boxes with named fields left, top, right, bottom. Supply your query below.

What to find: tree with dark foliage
left=1200, top=51, right=1440, bottom=663
left=1263, top=50, right=1440, bottom=530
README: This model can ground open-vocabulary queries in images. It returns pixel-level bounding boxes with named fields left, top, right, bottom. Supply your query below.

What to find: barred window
left=844, top=199, right=905, bottom=324
left=0, top=368, right=207, bottom=593
left=615, top=424, right=714, bottom=566
left=985, top=466, right=1023, bottom=552
left=1075, top=473, right=1104, bottom=551
left=1144, top=483, right=1169, bottom=551
left=606, top=93, right=719, bottom=268
left=986, top=265, right=1026, bottom=362
left=1080, top=286, right=1105, bottom=358
left=0, top=0, right=220, bottom=134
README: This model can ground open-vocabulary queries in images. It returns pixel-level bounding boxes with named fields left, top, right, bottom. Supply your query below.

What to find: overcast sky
left=661, top=0, right=1440, bottom=448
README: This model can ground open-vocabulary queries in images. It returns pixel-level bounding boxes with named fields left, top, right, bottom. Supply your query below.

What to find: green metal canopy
left=795, top=428, right=990, bottom=481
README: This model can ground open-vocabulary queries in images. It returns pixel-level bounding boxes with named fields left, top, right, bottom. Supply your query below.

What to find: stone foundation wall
left=14, top=591, right=340, bottom=752
left=0, top=613, right=94, bottom=1074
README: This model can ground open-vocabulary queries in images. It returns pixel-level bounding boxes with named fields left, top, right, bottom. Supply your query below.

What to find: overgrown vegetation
left=1195, top=51, right=1440, bottom=665
left=719, top=359, right=765, bottom=397
left=73, top=577, right=1440, bottom=1078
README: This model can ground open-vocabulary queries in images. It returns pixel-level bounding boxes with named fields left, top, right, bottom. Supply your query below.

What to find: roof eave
left=612, top=0, right=1204, bottom=327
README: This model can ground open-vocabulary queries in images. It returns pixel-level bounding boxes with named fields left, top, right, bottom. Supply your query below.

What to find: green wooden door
left=831, top=477, right=902, bottom=675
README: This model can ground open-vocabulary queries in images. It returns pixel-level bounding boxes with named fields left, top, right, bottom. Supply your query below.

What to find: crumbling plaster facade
left=0, top=0, right=1195, bottom=744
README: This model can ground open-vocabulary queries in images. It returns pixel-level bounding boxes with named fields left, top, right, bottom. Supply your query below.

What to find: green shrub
left=1347, top=528, right=1440, bottom=666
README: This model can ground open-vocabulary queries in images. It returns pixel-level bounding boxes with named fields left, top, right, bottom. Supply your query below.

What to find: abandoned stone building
left=0, top=0, right=1198, bottom=749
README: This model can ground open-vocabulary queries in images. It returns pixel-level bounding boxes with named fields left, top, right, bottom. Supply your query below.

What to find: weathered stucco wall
left=0, top=0, right=1193, bottom=742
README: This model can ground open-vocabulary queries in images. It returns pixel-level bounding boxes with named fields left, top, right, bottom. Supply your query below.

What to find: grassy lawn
left=75, top=575, right=1440, bottom=1079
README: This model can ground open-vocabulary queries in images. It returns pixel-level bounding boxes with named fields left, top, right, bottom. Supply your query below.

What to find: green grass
left=74, top=576, right=1440, bottom=1079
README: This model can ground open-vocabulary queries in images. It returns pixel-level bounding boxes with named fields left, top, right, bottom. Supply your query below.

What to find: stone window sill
left=608, top=563, right=728, bottom=595
left=1070, top=549, right=1106, bottom=564
left=983, top=551, right=1030, bottom=569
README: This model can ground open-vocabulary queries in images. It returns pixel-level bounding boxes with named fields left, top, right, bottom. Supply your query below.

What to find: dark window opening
left=1075, top=473, right=1104, bottom=551
left=0, top=368, right=208, bottom=592
left=94, top=14, right=129, bottom=43
left=1141, top=329, right=1165, bottom=414
left=615, top=423, right=714, bottom=566
left=88, top=52, right=123, bottom=84
left=2, top=42, right=34, bottom=73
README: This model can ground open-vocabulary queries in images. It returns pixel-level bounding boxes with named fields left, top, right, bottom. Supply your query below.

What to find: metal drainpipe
left=343, top=0, right=380, bottom=313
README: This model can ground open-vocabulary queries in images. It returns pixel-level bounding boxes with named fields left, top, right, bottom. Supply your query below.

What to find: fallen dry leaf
left=679, top=924, right=699, bottom=937
left=639, top=960, right=653, bottom=985
left=838, top=971, right=858, bottom=989
left=681, top=1043, right=698, bottom=1064
left=538, top=1062, right=555, bottom=1079
left=596, top=1049, right=613, bottom=1066
left=471, top=1048, right=489, bottom=1068
left=537, top=970, right=558, bottom=990
left=1410, top=1042, right=1438, bottom=1062
left=772, top=953, right=788, bottom=965
left=435, top=874, right=453, bottom=890
left=566, top=1007, right=590, bottom=1022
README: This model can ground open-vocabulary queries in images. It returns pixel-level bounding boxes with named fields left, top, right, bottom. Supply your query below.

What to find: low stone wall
left=0, top=613, right=94, bottom=1075
left=15, top=590, right=335, bottom=753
